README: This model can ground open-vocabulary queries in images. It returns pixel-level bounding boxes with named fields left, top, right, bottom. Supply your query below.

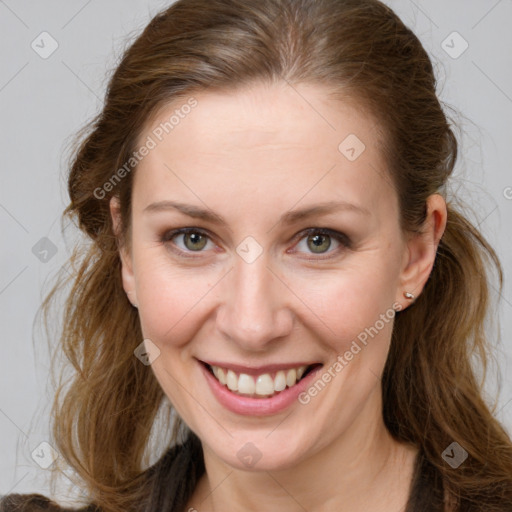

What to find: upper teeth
left=211, top=365, right=308, bottom=397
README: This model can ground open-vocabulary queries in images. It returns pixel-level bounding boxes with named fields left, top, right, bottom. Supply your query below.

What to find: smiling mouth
left=202, top=362, right=323, bottom=398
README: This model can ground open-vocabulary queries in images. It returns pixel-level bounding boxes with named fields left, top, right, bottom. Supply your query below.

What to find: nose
left=215, top=253, right=294, bottom=351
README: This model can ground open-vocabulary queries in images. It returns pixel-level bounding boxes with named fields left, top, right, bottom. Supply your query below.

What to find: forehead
left=132, top=81, right=396, bottom=220
left=145, top=81, right=379, bottom=155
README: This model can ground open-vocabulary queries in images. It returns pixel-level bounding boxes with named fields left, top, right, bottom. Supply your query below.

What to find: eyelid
left=160, top=226, right=351, bottom=259
left=287, top=227, right=351, bottom=260
left=161, top=226, right=215, bottom=243
left=161, top=227, right=218, bottom=258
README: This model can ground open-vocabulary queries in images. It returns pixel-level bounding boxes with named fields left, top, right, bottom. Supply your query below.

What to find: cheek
left=133, top=233, right=403, bottom=359
left=134, top=255, right=216, bottom=348
left=299, top=255, right=401, bottom=366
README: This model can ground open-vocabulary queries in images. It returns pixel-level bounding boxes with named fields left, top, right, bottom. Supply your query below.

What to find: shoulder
left=0, top=493, right=99, bottom=512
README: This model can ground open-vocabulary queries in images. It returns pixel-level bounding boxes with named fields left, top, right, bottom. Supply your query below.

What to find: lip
left=198, top=359, right=324, bottom=416
left=200, top=359, right=321, bottom=377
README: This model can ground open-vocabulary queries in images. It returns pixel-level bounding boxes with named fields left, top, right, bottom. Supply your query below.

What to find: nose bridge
left=216, top=252, right=293, bottom=349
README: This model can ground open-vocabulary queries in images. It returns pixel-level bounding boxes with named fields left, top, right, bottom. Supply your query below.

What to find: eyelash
left=160, top=227, right=352, bottom=261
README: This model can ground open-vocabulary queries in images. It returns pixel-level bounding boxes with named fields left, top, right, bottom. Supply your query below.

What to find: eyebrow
left=143, top=199, right=371, bottom=226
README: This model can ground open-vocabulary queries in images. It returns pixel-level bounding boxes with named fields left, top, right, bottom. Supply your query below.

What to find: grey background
left=1, top=0, right=511, bottom=501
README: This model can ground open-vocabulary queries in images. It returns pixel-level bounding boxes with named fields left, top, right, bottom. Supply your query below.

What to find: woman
left=2, top=0, right=511, bottom=510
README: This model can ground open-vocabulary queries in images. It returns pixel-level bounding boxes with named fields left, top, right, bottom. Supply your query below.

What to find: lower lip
left=199, top=360, right=323, bottom=416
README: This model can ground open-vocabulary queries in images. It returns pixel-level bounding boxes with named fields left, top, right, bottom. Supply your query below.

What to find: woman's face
left=115, top=81, right=421, bottom=471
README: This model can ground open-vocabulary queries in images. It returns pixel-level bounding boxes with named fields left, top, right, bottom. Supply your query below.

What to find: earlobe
left=397, top=194, right=447, bottom=307
left=109, top=196, right=138, bottom=308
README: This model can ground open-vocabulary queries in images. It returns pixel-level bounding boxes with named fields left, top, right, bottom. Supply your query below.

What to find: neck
left=188, top=387, right=419, bottom=512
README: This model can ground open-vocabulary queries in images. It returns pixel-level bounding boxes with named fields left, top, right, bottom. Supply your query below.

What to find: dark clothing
left=1, top=446, right=444, bottom=511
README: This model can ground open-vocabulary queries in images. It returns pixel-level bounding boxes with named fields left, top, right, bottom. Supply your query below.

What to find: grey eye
left=178, top=232, right=209, bottom=251
left=306, top=233, right=332, bottom=254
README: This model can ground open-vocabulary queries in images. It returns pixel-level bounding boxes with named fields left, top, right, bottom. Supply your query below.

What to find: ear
left=110, top=196, right=138, bottom=308
left=396, top=194, right=447, bottom=309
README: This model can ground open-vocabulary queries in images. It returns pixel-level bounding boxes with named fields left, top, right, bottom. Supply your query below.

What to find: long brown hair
left=10, top=0, right=512, bottom=510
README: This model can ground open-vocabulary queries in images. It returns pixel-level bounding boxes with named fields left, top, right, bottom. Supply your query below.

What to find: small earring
left=403, top=291, right=415, bottom=300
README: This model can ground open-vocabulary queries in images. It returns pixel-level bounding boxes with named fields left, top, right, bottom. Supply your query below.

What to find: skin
left=111, top=81, right=447, bottom=511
